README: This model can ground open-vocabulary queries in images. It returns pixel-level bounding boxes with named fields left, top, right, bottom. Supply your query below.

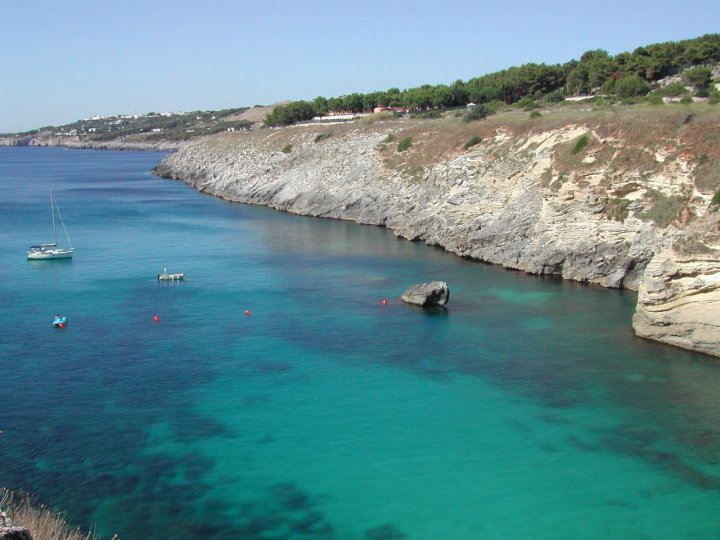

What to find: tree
left=263, top=100, right=317, bottom=127
left=345, top=93, right=365, bottom=113
left=449, top=80, right=469, bottom=106
left=565, top=63, right=590, bottom=95
left=313, top=96, right=328, bottom=116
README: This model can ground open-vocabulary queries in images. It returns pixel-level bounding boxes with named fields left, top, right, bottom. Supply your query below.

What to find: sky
left=1, top=0, right=719, bottom=133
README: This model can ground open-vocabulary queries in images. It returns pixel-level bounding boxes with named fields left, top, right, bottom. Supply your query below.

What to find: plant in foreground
left=1, top=489, right=107, bottom=540
left=464, top=135, right=482, bottom=150
left=397, top=137, right=412, bottom=152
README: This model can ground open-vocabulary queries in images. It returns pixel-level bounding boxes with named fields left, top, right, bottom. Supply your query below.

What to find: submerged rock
left=366, top=523, right=408, bottom=539
left=401, top=281, right=450, bottom=306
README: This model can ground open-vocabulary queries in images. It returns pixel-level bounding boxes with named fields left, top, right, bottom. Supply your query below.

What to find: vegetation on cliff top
left=264, top=33, right=720, bottom=126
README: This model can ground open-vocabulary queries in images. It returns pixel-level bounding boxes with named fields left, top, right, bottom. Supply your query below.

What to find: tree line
left=264, top=33, right=720, bottom=127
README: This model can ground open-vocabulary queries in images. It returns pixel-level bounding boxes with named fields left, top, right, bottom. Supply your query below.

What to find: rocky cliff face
left=633, top=212, right=720, bottom=355
left=0, top=134, right=179, bottom=151
left=151, top=110, right=720, bottom=357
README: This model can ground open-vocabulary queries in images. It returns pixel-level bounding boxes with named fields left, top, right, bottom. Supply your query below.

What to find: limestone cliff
left=151, top=108, right=720, bottom=357
left=633, top=212, right=720, bottom=355
left=0, top=134, right=179, bottom=151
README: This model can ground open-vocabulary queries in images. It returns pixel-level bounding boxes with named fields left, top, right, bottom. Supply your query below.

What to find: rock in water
left=401, top=281, right=449, bottom=307
left=0, top=527, right=34, bottom=540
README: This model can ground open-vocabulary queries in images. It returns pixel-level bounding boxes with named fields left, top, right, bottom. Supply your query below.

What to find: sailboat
left=27, top=189, right=75, bottom=260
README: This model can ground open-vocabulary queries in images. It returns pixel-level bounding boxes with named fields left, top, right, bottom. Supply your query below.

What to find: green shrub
left=615, top=73, right=651, bottom=98
left=709, top=85, right=720, bottom=105
left=683, top=66, right=712, bottom=91
left=570, top=134, right=590, bottom=155
left=382, top=132, right=396, bottom=143
left=659, top=81, right=689, bottom=97
left=397, top=137, right=412, bottom=152
left=464, top=135, right=482, bottom=150
left=282, top=144, right=292, bottom=153
left=645, top=93, right=664, bottom=105
left=712, top=190, right=720, bottom=205
left=680, top=95, right=693, bottom=104
left=529, top=110, right=542, bottom=119
left=641, top=190, right=683, bottom=227
left=463, top=103, right=491, bottom=122
left=600, top=78, right=616, bottom=95
left=517, top=96, right=539, bottom=110
left=545, top=91, right=564, bottom=103
left=314, top=132, right=332, bottom=143
left=417, top=110, right=442, bottom=119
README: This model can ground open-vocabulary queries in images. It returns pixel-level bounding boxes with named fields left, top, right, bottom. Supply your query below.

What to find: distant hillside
left=0, top=105, right=285, bottom=149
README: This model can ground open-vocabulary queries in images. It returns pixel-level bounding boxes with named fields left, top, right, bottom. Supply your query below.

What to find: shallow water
left=1, top=147, right=719, bottom=539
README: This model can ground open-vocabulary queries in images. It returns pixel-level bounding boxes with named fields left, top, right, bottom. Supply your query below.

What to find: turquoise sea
left=1, top=147, right=719, bottom=539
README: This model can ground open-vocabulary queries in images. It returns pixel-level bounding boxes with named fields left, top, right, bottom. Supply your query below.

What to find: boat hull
left=158, top=273, right=184, bottom=281
left=28, top=248, right=74, bottom=260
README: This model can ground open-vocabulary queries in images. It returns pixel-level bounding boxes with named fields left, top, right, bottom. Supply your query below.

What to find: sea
left=0, top=147, right=719, bottom=540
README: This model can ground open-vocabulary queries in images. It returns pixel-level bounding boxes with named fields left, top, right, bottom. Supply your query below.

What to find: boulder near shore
left=401, top=281, right=450, bottom=307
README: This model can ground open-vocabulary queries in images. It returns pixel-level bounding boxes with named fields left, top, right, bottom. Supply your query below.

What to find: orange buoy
left=244, top=310, right=251, bottom=316
left=381, top=299, right=388, bottom=306
left=153, top=315, right=159, bottom=322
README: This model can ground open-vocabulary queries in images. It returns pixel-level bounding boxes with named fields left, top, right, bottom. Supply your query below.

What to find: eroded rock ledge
left=633, top=212, right=720, bottom=356
left=151, top=115, right=720, bottom=357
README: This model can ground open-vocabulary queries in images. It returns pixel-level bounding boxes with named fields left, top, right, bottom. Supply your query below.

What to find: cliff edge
left=152, top=106, right=720, bottom=356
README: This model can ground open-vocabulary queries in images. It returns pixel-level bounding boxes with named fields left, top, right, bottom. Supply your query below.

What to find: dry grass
left=204, top=101, right=720, bottom=190
left=355, top=111, right=396, bottom=124
left=0, top=489, right=106, bottom=540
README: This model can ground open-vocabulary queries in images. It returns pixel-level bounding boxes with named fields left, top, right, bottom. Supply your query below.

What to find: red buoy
left=381, top=299, right=388, bottom=306
left=153, top=315, right=159, bottom=322
left=244, top=310, right=251, bottom=316
left=58, top=323, right=65, bottom=329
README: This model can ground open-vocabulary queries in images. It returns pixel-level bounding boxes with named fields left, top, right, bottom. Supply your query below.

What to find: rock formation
left=0, top=527, right=33, bottom=540
left=150, top=111, right=720, bottom=357
left=401, top=281, right=450, bottom=307
left=633, top=210, right=720, bottom=355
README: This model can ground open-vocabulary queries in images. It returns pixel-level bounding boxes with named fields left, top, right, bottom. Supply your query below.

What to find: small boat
left=52, top=315, right=68, bottom=328
left=158, top=267, right=184, bottom=281
left=28, top=189, right=74, bottom=260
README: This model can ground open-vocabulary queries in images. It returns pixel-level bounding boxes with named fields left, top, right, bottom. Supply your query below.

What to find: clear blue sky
left=1, top=0, right=718, bottom=133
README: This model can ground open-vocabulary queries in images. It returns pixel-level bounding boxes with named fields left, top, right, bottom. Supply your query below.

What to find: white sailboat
left=27, top=189, right=75, bottom=260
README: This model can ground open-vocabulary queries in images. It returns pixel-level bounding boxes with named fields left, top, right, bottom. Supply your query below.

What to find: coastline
left=0, top=134, right=181, bottom=152
left=150, top=113, right=720, bottom=358
left=4, top=110, right=718, bottom=358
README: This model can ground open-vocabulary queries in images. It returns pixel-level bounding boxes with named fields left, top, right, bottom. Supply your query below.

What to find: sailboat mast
left=50, top=189, right=57, bottom=245
left=55, top=196, right=73, bottom=248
